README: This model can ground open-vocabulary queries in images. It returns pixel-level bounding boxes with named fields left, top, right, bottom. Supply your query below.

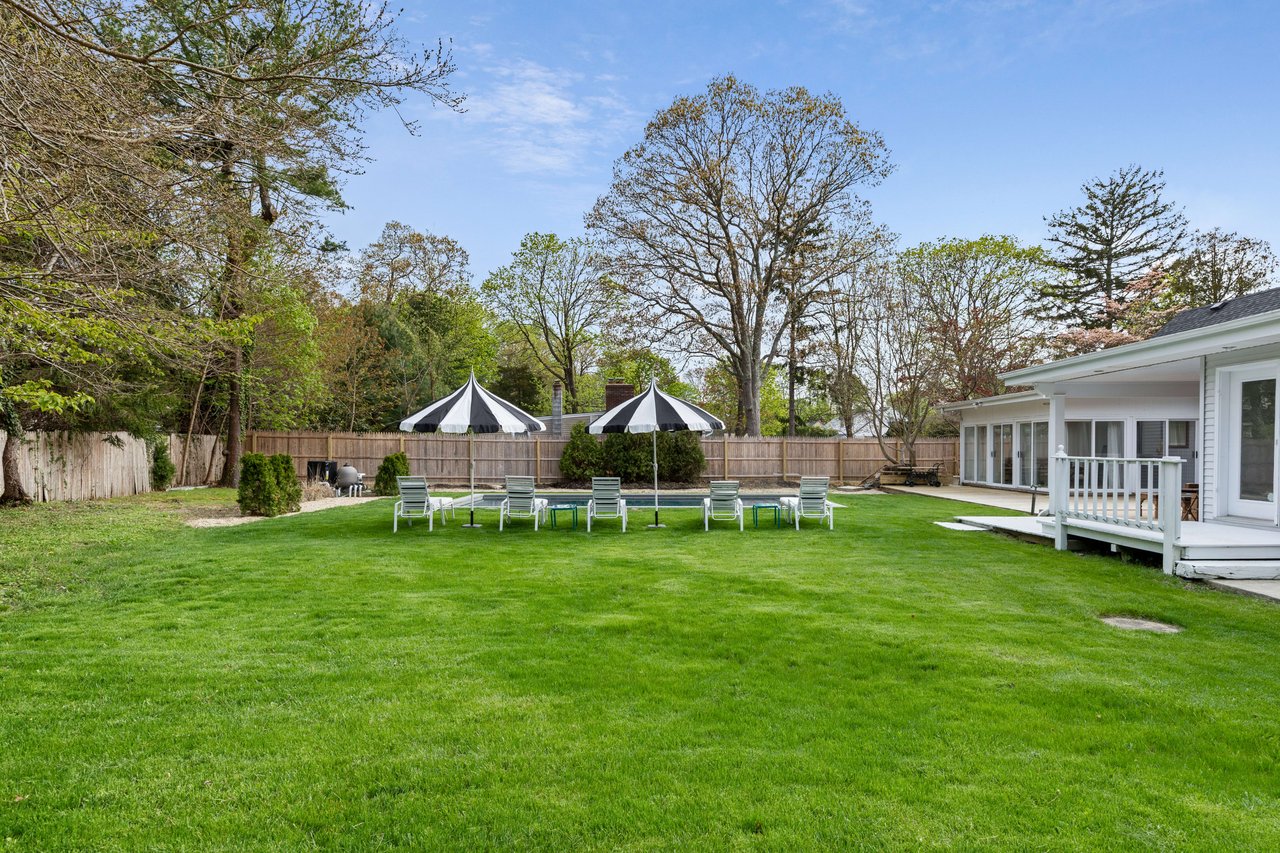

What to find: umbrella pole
left=464, top=433, right=481, bottom=527
left=648, top=430, right=664, bottom=528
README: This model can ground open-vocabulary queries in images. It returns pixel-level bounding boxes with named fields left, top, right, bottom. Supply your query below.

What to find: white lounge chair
left=780, top=476, right=834, bottom=530
left=703, top=480, right=743, bottom=531
left=393, top=476, right=453, bottom=532
left=586, top=476, right=627, bottom=532
left=499, top=475, right=548, bottom=531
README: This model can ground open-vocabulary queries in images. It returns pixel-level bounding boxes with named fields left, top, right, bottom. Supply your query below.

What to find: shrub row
left=558, top=423, right=705, bottom=485
left=237, top=453, right=303, bottom=517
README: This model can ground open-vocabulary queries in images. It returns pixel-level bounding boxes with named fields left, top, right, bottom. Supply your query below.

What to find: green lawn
left=4, top=490, right=1280, bottom=850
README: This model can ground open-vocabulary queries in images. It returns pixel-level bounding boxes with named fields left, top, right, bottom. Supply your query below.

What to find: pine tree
left=1040, top=165, right=1187, bottom=329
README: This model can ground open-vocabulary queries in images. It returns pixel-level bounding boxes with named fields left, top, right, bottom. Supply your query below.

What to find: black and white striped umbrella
left=590, top=379, right=725, bottom=527
left=399, top=371, right=546, bottom=435
left=399, top=372, right=545, bottom=526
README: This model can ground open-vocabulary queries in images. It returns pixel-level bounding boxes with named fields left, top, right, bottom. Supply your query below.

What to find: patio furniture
left=780, top=477, right=835, bottom=530
left=703, top=480, right=744, bottom=531
left=392, top=476, right=453, bottom=532
left=903, top=463, right=943, bottom=487
left=499, top=475, right=548, bottom=531
left=549, top=503, right=579, bottom=530
left=587, top=477, right=627, bottom=532
left=752, top=502, right=781, bottom=529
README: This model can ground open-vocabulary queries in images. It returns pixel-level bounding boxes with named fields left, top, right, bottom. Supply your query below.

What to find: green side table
left=549, top=504, right=578, bottom=530
left=752, top=502, right=781, bottom=529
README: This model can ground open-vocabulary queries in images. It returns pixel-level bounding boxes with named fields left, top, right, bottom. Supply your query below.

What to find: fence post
left=781, top=438, right=788, bottom=481
left=399, top=434, right=405, bottom=453
left=1159, top=456, right=1182, bottom=575
left=837, top=440, right=844, bottom=484
left=326, top=433, right=333, bottom=460
left=723, top=435, right=729, bottom=478
left=535, top=438, right=541, bottom=483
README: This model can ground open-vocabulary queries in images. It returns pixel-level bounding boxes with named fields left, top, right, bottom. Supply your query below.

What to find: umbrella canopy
left=589, top=379, right=724, bottom=435
left=399, top=371, right=545, bottom=526
left=400, top=371, right=546, bottom=435
left=590, top=380, right=725, bottom=527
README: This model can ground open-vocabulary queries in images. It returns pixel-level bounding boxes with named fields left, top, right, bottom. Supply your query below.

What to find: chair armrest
left=394, top=499, right=403, bottom=513
left=618, top=499, right=627, bottom=510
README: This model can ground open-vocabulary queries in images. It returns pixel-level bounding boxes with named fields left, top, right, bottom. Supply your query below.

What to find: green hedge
left=558, top=428, right=706, bottom=485
left=237, top=452, right=301, bottom=516
left=558, top=424, right=605, bottom=483
left=375, top=451, right=410, bottom=495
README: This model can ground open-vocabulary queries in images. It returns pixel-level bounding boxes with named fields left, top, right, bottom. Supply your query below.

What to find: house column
left=1045, top=388, right=1068, bottom=550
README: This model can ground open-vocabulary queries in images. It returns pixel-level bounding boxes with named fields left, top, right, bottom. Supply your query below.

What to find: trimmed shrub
left=558, top=423, right=604, bottom=483
left=271, top=454, right=302, bottom=513
left=656, top=431, right=706, bottom=483
left=375, top=451, right=410, bottom=496
left=602, top=432, right=651, bottom=484
left=238, top=453, right=282, bottom=516
left=600, top=431, right=708, bottom=485
left=149, top=436, right=176, bottom=491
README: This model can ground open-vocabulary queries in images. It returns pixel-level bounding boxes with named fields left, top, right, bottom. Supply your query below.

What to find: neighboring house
left=940, top=287, right=1280, bottom=580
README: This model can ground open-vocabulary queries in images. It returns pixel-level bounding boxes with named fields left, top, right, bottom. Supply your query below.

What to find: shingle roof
left=1153, top=286, right=1280, bottom=337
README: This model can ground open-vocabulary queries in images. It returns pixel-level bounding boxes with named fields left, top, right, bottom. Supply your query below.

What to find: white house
left=941, top=287, right=1280, bottom=580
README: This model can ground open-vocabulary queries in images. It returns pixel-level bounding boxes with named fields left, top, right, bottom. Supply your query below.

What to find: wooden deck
left=955, top=514, right=1280, bottom=579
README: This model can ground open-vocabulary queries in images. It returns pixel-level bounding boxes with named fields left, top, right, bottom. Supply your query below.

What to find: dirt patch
left=1099, top=616, right=1183, bottom=634
left=186, top=496, right=383, bottom=528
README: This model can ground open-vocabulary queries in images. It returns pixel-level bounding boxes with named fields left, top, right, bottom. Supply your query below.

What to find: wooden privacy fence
left=247, top=430, right=958, bottom=487
left=0, top=431, right=224, bottom=502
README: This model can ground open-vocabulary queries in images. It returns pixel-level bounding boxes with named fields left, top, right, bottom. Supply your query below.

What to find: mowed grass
left=4, top=490, right=1280, bottom=850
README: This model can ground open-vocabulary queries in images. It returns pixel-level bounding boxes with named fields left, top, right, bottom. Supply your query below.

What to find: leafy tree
left=588, top=75, right=892, bottom=435
left=1167, top=229, right=1277, bottom=307
left=1041, top=165, right=1187, bottom=328
left=357, top=222, right=470, bottom=305
left=15, top=0, right=464, bottom=485
left=899, top=236, right=1051, bottom=401
left=482, top=233, right=617, bottom=414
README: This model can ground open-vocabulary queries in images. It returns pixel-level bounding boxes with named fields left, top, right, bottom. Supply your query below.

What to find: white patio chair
left=703, top=480, right=744, bottom=531
left=586, top=476, right=627, bottom=532
left=499, top=475, right=548, bottom=531
left=393, top=476, right=454, bottom=532
left=780, top=476, right=834, bottom=530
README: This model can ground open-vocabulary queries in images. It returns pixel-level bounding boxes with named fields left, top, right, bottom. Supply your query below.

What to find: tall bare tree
left=899, top=236, right=1051, bottom=402
left=1167, top=228, right=1277, bottom=307
left=587, top=75, right=892, bottom=435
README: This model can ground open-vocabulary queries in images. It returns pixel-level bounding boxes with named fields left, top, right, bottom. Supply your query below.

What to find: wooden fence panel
left=3, top=429, right=958, bottom=501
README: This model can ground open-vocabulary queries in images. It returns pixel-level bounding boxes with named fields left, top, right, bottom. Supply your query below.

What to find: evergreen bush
left=656, top=431, right=706, bottom=483
left=237, top=453, right=283, bottom=516
left=558, top=423, right=604, bottom=482
left=375, top=451, right=410, bottom=495
left=149, top=436, right=176, bottom=491
left=270, top=454, right=302, bottom=513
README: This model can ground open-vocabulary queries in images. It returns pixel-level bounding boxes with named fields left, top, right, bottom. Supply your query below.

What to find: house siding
left=1203, top=342, right=1280, bottom=520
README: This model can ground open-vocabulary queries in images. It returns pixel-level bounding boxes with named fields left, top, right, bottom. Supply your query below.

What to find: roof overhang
left=937, top=390, right=1044, bottom=413
left=1001, top=309, right=1280, bottom=386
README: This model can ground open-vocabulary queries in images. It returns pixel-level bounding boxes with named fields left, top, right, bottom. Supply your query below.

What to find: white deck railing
left=1050, top=449, right=1184, bottom=574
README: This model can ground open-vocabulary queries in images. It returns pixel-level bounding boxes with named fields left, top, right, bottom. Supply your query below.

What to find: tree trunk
left=1, top=428, right=31, bottom=505
left=738, top=361, right=763, bottom=437
left=219, top=346, right=243, bottom=487
left=787, top=330, right=797, bottom=437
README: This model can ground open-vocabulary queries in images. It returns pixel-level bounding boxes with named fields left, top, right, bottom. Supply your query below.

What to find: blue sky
left=321, top=0, right=1280, bottom=281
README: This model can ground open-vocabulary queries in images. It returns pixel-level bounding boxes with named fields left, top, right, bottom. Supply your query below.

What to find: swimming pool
left=452, top=492, right=795, bottom=509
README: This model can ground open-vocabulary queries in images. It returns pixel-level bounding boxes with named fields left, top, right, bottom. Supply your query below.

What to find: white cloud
left=450, top=58, right=641, bottom=176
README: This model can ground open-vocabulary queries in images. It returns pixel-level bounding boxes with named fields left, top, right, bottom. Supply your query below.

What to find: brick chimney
left=551, top=381, right=563, bottom=436
left=605, top=378, right=635, bottom=411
